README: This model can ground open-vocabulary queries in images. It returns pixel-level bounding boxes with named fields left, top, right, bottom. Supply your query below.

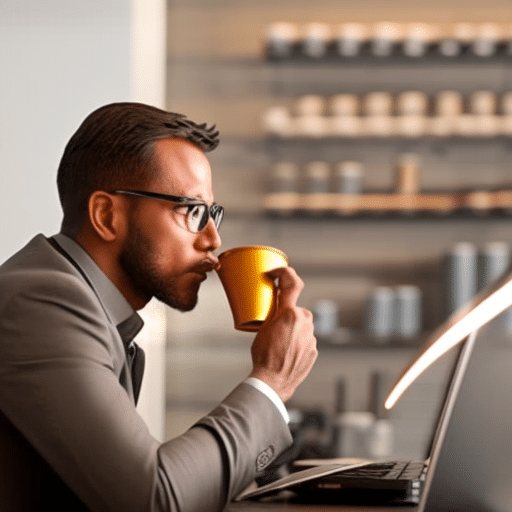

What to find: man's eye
left=187, top=205, right=202, bottom=219
left=174, top=204, right=199, bottom=214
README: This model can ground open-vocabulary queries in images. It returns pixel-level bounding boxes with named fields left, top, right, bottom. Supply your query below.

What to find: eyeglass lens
left=185, top=203, right=224, bottom=232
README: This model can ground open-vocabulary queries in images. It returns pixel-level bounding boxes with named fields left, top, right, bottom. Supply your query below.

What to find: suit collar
left=50, top=233, right=144, bottom=341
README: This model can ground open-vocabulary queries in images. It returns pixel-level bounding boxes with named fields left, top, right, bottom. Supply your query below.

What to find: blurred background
left=2, top=0, right=512, bottom=462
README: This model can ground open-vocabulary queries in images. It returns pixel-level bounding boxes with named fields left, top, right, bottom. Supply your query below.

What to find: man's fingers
left=266, top=266, right=304, bottom=310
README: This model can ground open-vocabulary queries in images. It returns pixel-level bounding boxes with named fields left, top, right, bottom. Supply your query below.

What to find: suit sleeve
left=0, top=271, right=292, bottom=512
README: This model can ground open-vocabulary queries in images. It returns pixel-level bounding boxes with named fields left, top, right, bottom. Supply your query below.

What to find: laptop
left=238, top=316, right=512, bottom=510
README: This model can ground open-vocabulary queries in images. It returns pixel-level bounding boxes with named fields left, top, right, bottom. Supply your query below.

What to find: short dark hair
left=57, top=102, right=220, bottom=235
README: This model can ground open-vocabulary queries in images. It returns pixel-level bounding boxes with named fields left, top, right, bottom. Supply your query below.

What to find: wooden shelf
left=317, top=329, right=428, bottom=349
left=263, top=190, right=512, bottom=217
left=265, top=42, right=512, bottom=65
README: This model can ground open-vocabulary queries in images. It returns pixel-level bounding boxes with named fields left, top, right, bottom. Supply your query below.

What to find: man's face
left=118, top=138, right=222, bottom=311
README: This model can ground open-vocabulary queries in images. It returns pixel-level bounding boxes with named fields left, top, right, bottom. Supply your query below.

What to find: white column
left=129, top=0, right=168, bottom=441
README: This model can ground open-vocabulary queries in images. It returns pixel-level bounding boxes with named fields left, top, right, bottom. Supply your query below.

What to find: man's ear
left=88, top=191, right=125, bottom=242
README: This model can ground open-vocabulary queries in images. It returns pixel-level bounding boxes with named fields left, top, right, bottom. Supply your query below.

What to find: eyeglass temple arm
left=111, top=190, right=203, bottom=205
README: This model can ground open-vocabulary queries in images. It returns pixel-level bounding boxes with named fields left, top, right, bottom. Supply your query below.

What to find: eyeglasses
left=111, top=189, right=224, bottom=233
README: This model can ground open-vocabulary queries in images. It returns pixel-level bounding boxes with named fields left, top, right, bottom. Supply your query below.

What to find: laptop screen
left=418, top=318, right=512, bottom=511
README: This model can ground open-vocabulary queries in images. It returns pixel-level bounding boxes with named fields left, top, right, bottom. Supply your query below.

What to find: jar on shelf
left=403, top=23, right=434, bottom=57
left=334, top=161, right=364, bottom=195
left=270, top=162, right=300, bottom=194
left=371, top=22, right=402, bottom=57
left=262, top=106, right=294, bottom=136
left=438, top=22, right=474, bottom=57
left=265, top=22, right=300, bottom=58
left=302, top=22, right=331, bottom=58
left=395, top=153, right=421, bottom=195
left=472, top=23, right=501, bottom=57
left=334, top=23, right=366, bottom=57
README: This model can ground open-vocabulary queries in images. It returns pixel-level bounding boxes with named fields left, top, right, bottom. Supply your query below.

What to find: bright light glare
left=385, top=274, right=512, bottom=410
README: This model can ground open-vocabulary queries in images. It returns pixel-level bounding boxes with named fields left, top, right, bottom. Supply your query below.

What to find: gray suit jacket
left=0, top=235, right=292, bottom=511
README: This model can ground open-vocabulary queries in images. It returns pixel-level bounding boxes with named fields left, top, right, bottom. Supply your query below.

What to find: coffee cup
left=216, top=246, right=288, bottom=331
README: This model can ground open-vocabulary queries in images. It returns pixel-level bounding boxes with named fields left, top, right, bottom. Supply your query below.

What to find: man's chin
left=155, top=292, right=198, bottom=312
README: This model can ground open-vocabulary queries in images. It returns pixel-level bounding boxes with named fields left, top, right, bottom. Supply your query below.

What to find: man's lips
left=191, top=258, right=220, bottom=276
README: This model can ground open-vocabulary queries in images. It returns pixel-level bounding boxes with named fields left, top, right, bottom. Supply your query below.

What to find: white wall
left=0, top=1, right=132, bottom=262
left=0, top=0, right=167, bottom=440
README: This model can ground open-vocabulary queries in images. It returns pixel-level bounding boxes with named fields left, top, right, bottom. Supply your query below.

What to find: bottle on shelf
left=365, top=286, right=396, bottom=341
left=313, top=299, right=340, bottom=337
left=443, top=242, right=478, bottom=318
left=478, top=241, right=511, bottom=292
left=395, top=153, right=421, bottom=196
left=394, top=285, right=422, bottom=339
left=335, top=161, right=364, bottom=215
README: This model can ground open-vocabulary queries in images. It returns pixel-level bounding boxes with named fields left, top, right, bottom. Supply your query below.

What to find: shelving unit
left=261, top=28, right=511, bottom=322
left=165, top=1, right=512, bottom=458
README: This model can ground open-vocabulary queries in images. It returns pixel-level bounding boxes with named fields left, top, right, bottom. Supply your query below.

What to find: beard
left=119, top=220, right=200, bottom=312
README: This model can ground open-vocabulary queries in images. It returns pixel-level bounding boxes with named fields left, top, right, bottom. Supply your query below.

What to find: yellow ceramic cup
left=216, top=246, right=288, bottom=332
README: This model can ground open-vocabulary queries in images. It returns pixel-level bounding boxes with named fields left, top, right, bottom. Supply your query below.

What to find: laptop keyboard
left=339, top=459, right=428, bottom=480
left=293, top=460, right=428, bottom=505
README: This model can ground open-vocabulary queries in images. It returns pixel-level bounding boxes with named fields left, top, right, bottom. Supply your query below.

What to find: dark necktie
left=117, top=314, right=146, bottom=404
left=127, top=341, right=145, bottom=404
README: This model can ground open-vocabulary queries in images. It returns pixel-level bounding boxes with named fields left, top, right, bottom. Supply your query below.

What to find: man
left=0, top=102, right=317, bottom=511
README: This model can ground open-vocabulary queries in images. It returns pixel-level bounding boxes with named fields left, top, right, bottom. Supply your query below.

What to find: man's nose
left=200, top=217, right=222, bottom=250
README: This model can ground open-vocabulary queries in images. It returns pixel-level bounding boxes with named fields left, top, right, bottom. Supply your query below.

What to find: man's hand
left=248, top=266, right=317, bottom=402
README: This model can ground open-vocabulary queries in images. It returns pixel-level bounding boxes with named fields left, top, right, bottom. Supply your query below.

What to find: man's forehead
left=152, top=137, right=213, bottom=199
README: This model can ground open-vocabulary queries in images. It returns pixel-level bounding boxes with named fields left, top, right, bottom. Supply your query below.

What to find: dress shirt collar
left=51, top=233, right=144, bottom=338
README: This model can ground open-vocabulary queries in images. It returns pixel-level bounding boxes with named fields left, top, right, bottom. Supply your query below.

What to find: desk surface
left=226, top=497, right=418, bottom=512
